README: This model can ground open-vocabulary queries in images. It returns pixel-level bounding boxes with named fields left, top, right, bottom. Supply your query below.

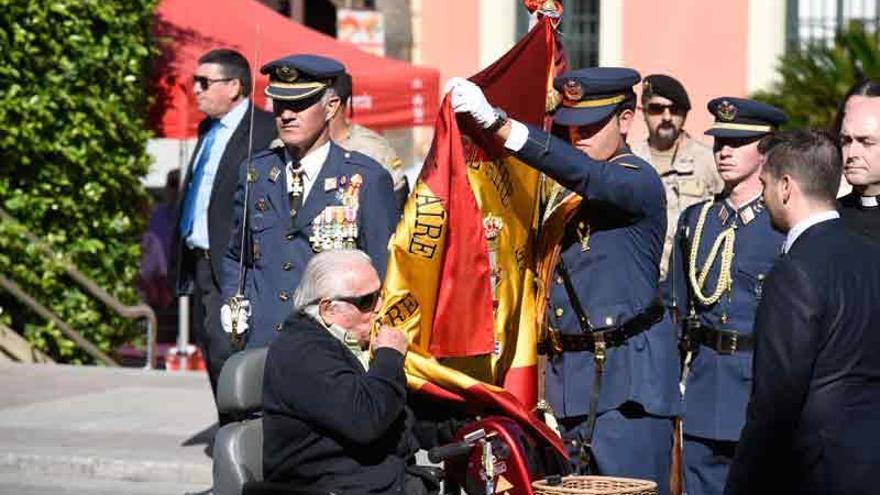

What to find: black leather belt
left=690, top=325, right=753, bottom=354
left=188, top=247, right=210, bottom=259
left=538, top=301, right=665, bottom=355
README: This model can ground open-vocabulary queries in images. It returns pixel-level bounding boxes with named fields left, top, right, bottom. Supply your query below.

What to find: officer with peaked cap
left=447, top=68, right=680, bottom=493
left=219, top=54, right=399, bottom=349
left=665, top=97, right=787, bottom=495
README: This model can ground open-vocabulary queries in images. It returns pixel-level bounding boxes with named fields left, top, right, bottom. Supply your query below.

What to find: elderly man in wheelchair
left=214, top=249, right=438, bottom=495
left=213, top=249, right=572, bottom=495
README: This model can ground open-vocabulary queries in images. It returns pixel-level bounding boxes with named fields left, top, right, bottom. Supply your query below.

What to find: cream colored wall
left=478, top=0, right=518, bottom=70
left=747, top=0, right=786, bottom=94
left=599, top=0, right=623, bottom=66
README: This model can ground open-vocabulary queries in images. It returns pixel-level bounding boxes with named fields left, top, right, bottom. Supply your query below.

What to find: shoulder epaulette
left=610, top=152, right=642, bottom=170
left=253, top=145, right=284, bottom=160
left=343, top=148, right=384, bottom=172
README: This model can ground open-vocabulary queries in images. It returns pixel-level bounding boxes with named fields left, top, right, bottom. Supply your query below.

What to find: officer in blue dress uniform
left=219, top=55, right=399, bottom=349
left=666, top=98, right=787, bottom=495
left=448, top=68, right=680, bottom=494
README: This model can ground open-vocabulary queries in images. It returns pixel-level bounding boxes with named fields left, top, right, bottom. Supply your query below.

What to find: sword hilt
left=228, top=294, right=245, bottom=345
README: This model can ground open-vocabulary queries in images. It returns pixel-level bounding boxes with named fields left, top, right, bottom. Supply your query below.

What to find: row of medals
left=306, top=175, right=361, bottom=252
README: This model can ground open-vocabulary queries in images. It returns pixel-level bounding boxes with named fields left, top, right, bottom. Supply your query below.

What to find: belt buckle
left=190, top=247, right=209, bottom=259
left=547, top=328, right=563, bottom=355
left=593, top=333, right=606, bottom=371
left=717, top=330, right=737, bottom=355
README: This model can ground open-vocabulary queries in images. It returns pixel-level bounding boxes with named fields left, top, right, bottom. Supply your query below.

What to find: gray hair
left=293, top=249, right=374, bottom=312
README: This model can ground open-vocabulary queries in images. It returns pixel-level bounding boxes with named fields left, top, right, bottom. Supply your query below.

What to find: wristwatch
left=486, top=107, right=508, bottom=133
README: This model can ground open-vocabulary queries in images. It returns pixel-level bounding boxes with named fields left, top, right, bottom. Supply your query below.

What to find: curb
left=0, top=453, right=212, bottom=485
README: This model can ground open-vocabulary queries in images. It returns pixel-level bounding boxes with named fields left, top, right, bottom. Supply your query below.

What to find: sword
left=229, top=26, right=263, bottom=345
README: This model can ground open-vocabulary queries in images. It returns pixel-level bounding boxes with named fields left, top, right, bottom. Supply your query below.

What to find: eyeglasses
left=645, top=102, right=686, bottom=117
left=331, top=289, right=381, bottom=312
left=193, top=75, right=234, bottom=91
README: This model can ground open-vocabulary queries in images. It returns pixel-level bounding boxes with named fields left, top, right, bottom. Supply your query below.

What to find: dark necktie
left=179, top=120, right=219, bottom=238
left=289, top=164, right=304, bottom=218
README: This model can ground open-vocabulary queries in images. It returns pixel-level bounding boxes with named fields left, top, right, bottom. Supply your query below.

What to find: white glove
left=220, top=299, right=251, bottom=335
left=444, top=77, right=498, bottom=129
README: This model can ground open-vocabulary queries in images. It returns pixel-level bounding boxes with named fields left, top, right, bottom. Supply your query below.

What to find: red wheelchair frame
left=428, top=416, right=571, bottom=495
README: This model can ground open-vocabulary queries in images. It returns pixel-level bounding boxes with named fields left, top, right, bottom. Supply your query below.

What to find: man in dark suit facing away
left=174, top=48, right=276, bottom=413
left=725, top=129, right=880, bottom=495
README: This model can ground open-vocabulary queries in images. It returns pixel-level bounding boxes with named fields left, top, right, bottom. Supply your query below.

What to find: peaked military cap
left=552, top=67, right=641, bottom=126
left=642, top=74, right=691, bottom=110
left=705, top=97, right=787, bottom=138
left=260, top=54, right=345, bottom=101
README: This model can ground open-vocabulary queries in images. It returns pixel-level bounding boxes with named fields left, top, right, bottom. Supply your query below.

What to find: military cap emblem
left=276, top=66, right=298, bottom=83
left=538, top=0, right=562, bottom=18
left=563, top=79, right=584, bottom=101
left=546, top=88, right=561, bottom=112
left=642, top=80, right=652, bottom=97
left=717, top=100, right=738, bottom=121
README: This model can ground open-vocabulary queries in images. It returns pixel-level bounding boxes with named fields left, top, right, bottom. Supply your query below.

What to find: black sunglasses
left=645, top=102, right=686, bottom=117
left=331, top=289, right=381, bottom=312
left=193, top=75, right=234, bottom=91
left=272, top=91, right=328, bottom=114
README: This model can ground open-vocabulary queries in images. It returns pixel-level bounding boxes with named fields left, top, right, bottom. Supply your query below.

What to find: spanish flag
left=379, top=14, right=565, bottom=453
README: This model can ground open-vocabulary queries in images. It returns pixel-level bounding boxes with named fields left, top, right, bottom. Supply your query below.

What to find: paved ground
left=0, top=362, right=215, bottom=494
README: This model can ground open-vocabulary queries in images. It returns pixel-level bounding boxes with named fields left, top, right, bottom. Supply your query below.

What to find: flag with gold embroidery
left=378, top=9, right=566, bottom=453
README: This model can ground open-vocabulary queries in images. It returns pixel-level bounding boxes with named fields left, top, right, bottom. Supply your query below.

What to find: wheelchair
left=212, top=348, right=569, bottom=495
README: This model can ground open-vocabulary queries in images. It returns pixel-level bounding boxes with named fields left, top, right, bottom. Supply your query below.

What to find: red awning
left=150, top=0, right=439, bottom=138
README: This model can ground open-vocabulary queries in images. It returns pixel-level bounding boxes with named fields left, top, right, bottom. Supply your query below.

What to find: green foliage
left=0, top=0, right=157, bottom=363
left=752, top=22, right=880, bottom=131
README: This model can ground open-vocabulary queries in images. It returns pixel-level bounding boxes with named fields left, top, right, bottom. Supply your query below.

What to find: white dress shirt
left=286, top=141, right=330, bottom=203
left=781, top=209, right=840, bottom=254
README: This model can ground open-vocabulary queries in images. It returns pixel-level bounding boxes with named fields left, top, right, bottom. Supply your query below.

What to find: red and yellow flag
left=379, top=14, right=565, bottom=454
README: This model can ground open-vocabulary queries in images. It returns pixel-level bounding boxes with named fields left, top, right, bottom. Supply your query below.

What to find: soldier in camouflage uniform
left=631, top=74, right=722, bottom=284
left=330, top=72, right=409, bottom=209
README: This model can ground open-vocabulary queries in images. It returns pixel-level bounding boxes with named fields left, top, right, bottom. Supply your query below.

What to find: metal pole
left=177, top=295, right=190, bottom=370
left=175, top=135, right=192, bottom=371
left=144, top=318, right=155, bottom=370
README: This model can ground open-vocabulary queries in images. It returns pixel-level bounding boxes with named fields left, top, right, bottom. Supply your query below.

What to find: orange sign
left=337, top=9, right=385, bottom=56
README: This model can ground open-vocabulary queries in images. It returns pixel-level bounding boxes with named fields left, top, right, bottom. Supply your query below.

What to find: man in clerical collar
left=836, top=80, right=880, bottom=244
left=665, top=97, right=787, bottom=495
